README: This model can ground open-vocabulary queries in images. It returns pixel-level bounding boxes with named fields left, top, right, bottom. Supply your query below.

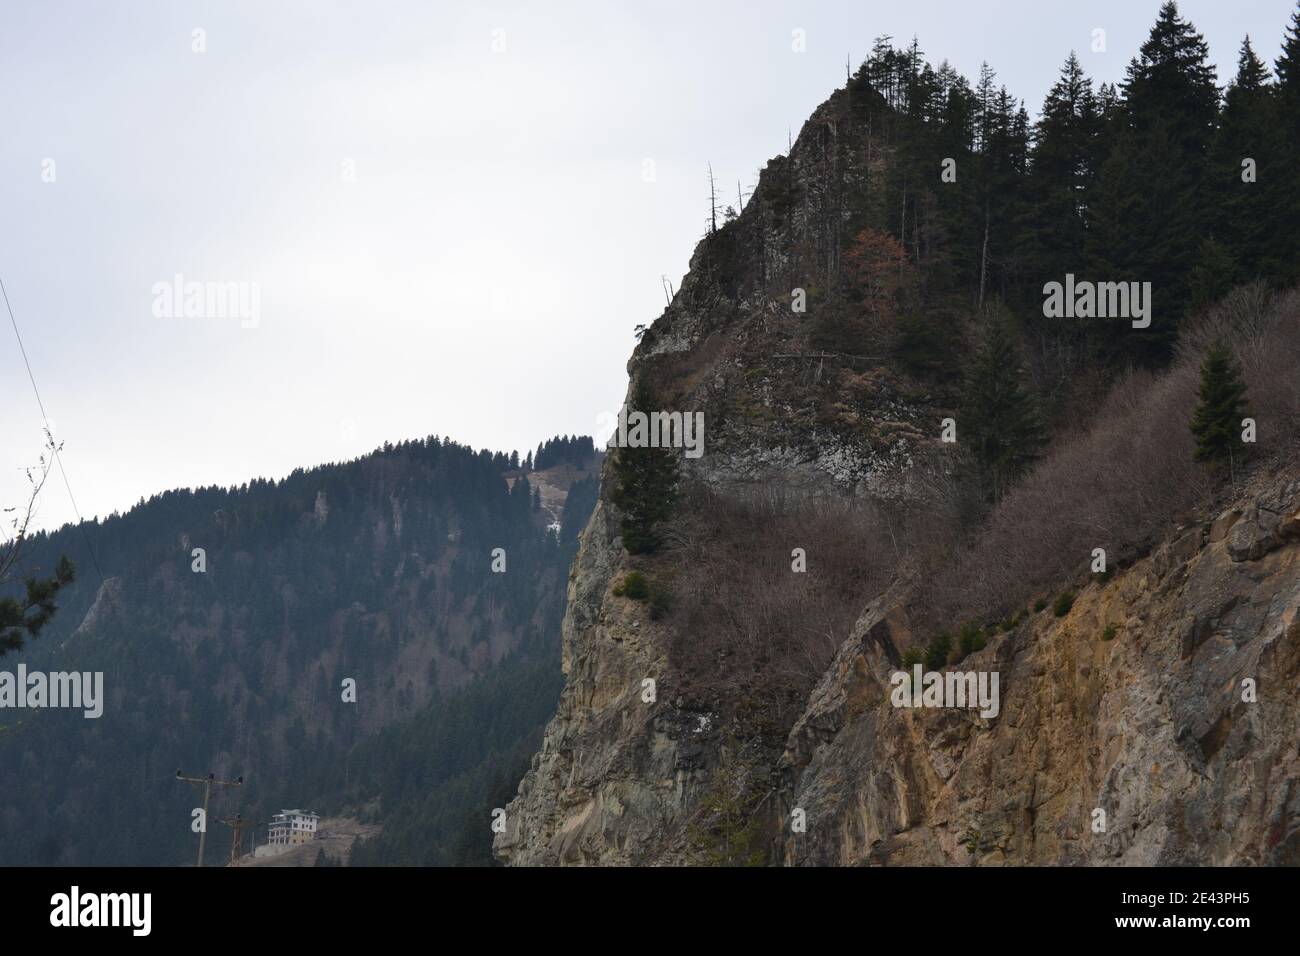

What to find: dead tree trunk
left=708, top=163, right=718, bottom=234
left=978, top=203, right=990, bottom=311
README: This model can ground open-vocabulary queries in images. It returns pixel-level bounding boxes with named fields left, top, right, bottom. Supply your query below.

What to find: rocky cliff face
left=497, top=457, right=1300, bottom=865
left=496, top=84, right=939, bottom=865
left=493, top=74, right=1300, bottom=866
left=493, top=497, right=677, bottom=864
left=778, top=474, right=1300, bottom=866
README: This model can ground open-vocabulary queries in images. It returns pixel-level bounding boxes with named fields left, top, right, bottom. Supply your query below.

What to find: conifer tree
left=1189, top=339, right=1249, bottom=471
left=0, top=555, right=75, bottom=656
left=1026, top=53, right=1100, bottom=290
left=961, top=305, right=1047, bottom=501
left=1210, top=37, right=1273, bottom=280
left=1270, top=2, right=1300, bottom=281
left=610, top=380, right=679, bottom=554
left=1274, top=1, right=1300, bottom=106
left=1089, top=2, right=1218, bottom=363
left=937, top=61, right=978, bottom=152
left=1185, top=236, right=1240, bottom=312
left=1123, top=2, right=1218, bottom=153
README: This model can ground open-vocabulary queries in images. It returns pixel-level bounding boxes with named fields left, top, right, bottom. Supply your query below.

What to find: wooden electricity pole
left=176, top=770, right=243, bottom=867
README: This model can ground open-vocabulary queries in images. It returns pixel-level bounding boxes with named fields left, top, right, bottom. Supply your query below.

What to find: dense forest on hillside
left=529, top=435, right=596, bottom=472
left=666, top=1, right=1299, bottom=423
left=347, top=652, right=563, bottom=865
left=0, top=435, right=597, bottom=865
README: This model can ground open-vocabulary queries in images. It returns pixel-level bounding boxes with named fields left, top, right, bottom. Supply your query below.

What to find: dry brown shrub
left=660, top=481, right=952, bottom=733
left=915, top=283, right=1300, bottom=629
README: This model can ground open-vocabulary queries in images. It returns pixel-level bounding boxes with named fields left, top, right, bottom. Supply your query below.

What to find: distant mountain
left=0, top=435, right=599, bottom=866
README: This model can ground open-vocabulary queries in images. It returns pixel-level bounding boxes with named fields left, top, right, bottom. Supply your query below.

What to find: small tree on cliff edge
left=1190, top=338, right=1249, bottom=481
left=611, top=380, right=679, bottom=555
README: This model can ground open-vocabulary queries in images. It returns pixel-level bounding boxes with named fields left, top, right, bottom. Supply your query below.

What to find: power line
left=176, top=770, right=244, bottom=867
left=1, top=274, right=109, bottom=590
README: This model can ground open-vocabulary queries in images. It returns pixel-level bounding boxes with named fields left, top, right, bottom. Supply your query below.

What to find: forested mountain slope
left=1, top=436, right=598, bottom=865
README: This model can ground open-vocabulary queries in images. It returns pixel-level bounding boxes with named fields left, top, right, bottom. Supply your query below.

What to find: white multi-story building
left=266, top=809, right=320, bottom=848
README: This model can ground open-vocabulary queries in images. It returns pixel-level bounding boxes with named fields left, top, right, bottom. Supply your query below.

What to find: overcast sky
left=3, top=0, right=1294, bottom=532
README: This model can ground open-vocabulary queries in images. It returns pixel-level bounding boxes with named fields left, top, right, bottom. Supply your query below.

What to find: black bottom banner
left=0, top=865, right=1283, bottom=942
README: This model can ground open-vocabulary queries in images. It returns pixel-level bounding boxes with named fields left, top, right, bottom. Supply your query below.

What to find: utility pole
left=176, top=770, right=242, bottom=867
left=217, top=813, right=260, bottom=866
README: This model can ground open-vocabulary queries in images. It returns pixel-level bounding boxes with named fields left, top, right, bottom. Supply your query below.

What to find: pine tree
left=975, top=62, right=998, bottom=152
left=1275, top=1, right=1300, bottom=101
left=1189, top=339, right=1249, bottom=471
left=969, top=82, right=1032, bottom=308
left=1122, top=1, right=1218, bottom=156
left=1186, top=237, right=1241, bottom=311
left=0, top=555, right=75, bottom=656
left=1271, top=2, right=1300, bottom=281
left=937, top=61, right=978, bottom=152
left=1089, top=2, right=1219, bottom=362
left=868, top=35, right=901, bottom=107
left=1026, top=53, right=1100, bottom=291
left=961, top=305, right=1047, bottom=501
left=610, top=381, right=679, bottom=554
left=1210, top=37, right=1273, bottom=279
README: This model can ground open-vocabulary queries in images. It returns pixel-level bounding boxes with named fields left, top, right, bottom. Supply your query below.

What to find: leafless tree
left=0, top=429, right=59, bottom=587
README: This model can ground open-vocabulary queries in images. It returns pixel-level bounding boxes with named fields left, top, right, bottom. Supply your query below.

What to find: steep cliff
left=496, top=80, right=940, bottom=865
left=779, top=473, right=1300, bottom=866
left=495, top=43, right=1300, bottom=866
left=498, top=453, right=1300, bottom=866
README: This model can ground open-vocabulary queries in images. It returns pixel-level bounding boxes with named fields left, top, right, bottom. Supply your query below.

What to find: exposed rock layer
left=779, top=477, right=1300, bottom=866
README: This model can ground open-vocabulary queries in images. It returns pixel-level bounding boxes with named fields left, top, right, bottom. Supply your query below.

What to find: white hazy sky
left=3, top=0, right=1294, bottom=532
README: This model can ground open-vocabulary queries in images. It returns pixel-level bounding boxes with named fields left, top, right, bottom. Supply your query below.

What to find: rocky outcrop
left=494, top=497, right=698, bottom=865
left=1225, top=480, right=1300, bottom=562
left=494, top=84, right=940, bottom=864
left=776, top=474, right=1300, bottom=866
left=500, top=448, right=1300, bottom=867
